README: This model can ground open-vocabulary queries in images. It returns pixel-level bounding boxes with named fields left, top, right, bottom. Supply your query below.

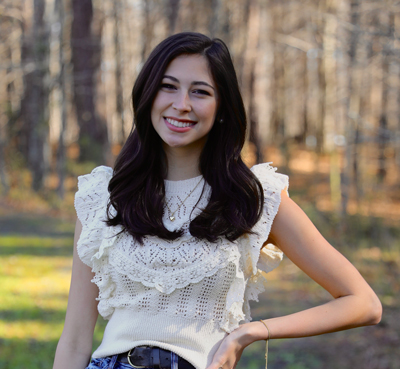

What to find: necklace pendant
left=170, top=216, right=175, bottom=221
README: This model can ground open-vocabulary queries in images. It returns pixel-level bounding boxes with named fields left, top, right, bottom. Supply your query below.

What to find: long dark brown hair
left=106, top=32, right=264, bottom=243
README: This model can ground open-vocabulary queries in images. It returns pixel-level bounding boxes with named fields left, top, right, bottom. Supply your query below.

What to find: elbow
left=370, top=297, right=383, bottom=325
left=363, top=293, right=382, bottom=326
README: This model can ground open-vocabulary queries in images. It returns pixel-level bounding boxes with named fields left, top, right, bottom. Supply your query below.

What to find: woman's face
left=151, top=54, right=218, bottom=152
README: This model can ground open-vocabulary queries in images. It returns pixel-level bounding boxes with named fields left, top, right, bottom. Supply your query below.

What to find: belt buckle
left=127, top=348, right=148, bottom=369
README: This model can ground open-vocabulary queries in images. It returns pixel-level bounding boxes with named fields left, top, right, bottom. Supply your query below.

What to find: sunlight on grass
left=0, top=235, right=72, bottom=248
left=1, top=255, right=72, bottom=279
left=0, top=255, right=72, bottom=337
left=0, top=229, right=98, bottom=369
left=0, top=321, right=65, bottom=340
left=0, top=237, right=73, bottom=369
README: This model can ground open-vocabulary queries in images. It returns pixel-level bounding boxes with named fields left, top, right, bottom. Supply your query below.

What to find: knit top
left=74, top=163, right=288, bottom=369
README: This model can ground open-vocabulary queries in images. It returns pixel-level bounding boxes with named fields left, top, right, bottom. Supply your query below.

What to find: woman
left=53, top=32, right=382, bottom=369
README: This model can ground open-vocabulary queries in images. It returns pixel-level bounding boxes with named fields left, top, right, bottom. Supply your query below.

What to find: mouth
left=164, top=117, right=197, bottom=128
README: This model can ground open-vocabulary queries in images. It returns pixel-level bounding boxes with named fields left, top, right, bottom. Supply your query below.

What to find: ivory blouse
left=75, top=163, right=288, bottom=369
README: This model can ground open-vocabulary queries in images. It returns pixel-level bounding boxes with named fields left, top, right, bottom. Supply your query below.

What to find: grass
left=0, top=214, right=110, bottom=369
left=0, top=206, right=399, bottom=368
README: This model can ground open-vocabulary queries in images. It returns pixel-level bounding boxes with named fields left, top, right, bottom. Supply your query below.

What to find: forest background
left=0, top=0, right=399, bottom=368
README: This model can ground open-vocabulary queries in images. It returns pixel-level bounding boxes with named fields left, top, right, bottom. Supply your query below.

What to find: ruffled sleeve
left=240, top=162, right=289, bottom=321
left=74, top=166, right=114, bottom=268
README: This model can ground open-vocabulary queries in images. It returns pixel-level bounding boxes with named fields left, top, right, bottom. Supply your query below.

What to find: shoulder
left=250, top=162, right=289, bottom=195
left=237, top=163, right=288, bottom=273
left=75, top=166, right=113, bottom=226
left=77, top=165, right=113, bottom=191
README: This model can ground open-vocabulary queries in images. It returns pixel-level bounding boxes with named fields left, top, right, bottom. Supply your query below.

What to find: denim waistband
left=86, top=351, right=180, bottom=369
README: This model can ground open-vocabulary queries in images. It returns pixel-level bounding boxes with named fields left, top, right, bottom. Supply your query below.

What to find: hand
left=206, top=322, right=266, bottom=369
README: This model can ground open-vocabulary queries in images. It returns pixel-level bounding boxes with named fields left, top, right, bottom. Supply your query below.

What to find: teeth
left=166, top=118, right=195, bottom=128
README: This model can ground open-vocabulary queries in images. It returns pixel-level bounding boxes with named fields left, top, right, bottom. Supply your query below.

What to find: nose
left=172, top=90, right=191, bottom=112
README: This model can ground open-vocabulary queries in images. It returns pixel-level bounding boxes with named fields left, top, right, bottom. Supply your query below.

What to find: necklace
left=165, top=176, right=203, bottom=221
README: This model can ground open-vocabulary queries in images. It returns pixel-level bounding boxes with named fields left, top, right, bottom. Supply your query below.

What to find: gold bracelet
left=260, top=320, right=271, bottom=369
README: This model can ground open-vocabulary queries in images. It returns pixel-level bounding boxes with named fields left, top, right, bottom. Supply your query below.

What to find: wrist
left=259, top=319, right=271, bottom=340
left=234, top=322, right=269, bottom=346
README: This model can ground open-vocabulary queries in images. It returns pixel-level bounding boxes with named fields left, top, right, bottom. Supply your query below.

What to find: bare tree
left=71, top=0, right=108, bottom=163
left=166, top=0, right=180, bottom=35
left=245, top=0, right=263, bottom=163
left=55, top=0, right=68, bottom=199
left=141, top=0, right=153, bottom=62
left=377, top=12, right=394, bottom=181
left=342, top=0, right=360, bottom=216
left=113, top=0, right=125, bottom=144
left=20, top=0, right=50, bottom=191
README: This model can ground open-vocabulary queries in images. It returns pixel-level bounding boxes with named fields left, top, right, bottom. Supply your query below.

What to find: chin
left=163, top=140, right=189, bottom=149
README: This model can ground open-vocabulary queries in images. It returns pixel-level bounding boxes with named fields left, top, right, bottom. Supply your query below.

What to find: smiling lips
left=164, top=117, right=197, bottom=132
left=165, top=117, right=196, bottom=128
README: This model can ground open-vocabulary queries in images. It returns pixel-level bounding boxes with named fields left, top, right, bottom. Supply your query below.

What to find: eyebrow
left=163, top=75, right=215, bottom=90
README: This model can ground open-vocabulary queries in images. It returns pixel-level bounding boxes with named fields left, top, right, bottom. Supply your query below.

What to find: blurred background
left=0, top=0, right=399, bottom=368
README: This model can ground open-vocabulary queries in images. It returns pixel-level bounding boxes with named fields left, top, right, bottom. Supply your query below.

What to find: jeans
left=85, top=352, right=180, bottom=369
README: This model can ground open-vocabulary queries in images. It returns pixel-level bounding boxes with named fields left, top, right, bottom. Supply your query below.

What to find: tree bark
left=245, top=0, right=262, bottom=163
left=166, top=0, right=180, bottom=35
left=113, top=0, right=125, bottom=144
left=0, top=65, right=9, bottom=195
left=208, top=0, right=221, bottom=38
left=71, top=0, right=107, bottom=163
left=56, top=0, right=67, bottom=199
left=377, top=12, right=394, bottom=181
left=342, top=0, right=360, bottom=217
left=20, top=0, right=50, bottom=191
left=141, top=0, right=153, bottom=62
left=0, top=27, right=11, bottom=195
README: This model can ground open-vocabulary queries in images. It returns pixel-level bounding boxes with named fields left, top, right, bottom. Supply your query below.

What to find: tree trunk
left=56, top=0, right=67, bottom=199
left=270, top=4, right=286, bottom=155
left=342, top=0, right=360, bottom=217
left=20, top=0, right=50, bottom=191
left=245, top=0, right=262, bottom=163
left=166, top=0, right=180, bottom=35
left=377, top=12, right=394, bottom=181
left=0, top=35, right=10, bottom=195
left=0, top=68, right=9, bottom=195
left=141, top=0, right=153, bottom=62
left=208, top=0, right=221, bottom=38
left=113, top=0, right=125, bottom=144
left=71, top=0, right=107, bottom=163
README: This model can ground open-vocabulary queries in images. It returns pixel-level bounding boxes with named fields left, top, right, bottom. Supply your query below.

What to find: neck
left=163, top=145, right=202, bottom=181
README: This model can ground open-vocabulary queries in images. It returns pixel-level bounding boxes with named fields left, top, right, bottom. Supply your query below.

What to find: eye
left=192, top=89, right=211, bottom=96
left=160, top=83, right=176, bottom=90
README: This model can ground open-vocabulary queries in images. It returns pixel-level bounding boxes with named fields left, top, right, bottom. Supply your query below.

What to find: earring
left=219, top=118, right=224, bottom=124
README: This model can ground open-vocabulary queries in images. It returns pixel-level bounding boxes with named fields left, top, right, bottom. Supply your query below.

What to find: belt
left=117, top=346, right=195, bottom=369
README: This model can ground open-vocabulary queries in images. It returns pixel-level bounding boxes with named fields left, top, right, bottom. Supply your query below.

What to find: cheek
left=205, top=103, right=217, bottom=124
left=151, top=96, right=161, bottom=116
left=151, top=91, right=169, bottom=113
left=150, top=98, right=165, bottom=129
left=197, top=100, right=217, bottom=121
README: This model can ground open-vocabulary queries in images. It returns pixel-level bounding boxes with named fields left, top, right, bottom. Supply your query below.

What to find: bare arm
left=53, top=219, right=99, bottom=369
left=207, top=190, right=382, bottom=369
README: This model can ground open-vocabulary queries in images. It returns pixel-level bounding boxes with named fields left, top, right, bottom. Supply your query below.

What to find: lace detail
left=74, top=166, right=114, bottom=267
left=110, top=234, right=237, bottom=294
left=240, top=163, right=288, bottom=322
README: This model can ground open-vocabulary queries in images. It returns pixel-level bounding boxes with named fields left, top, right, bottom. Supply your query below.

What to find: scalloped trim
left=220, top=251, right=246, bottom=332
left=90, top=226, right=121, bottom=320
left=74, top=166, right=113, bottom=267
left=108, top=237, right=238, bottom=294
left=239, top=163, right=289, bottom=322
